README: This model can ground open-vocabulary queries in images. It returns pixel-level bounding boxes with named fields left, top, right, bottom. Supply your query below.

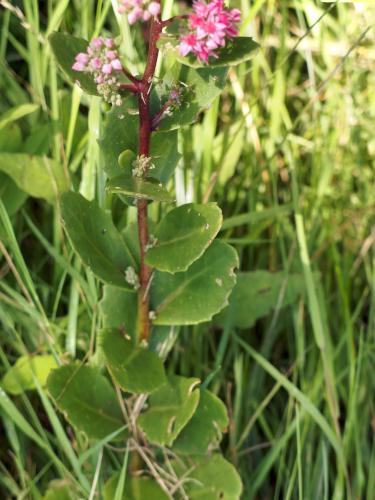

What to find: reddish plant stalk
left=136, top=16, right=163, bottom=343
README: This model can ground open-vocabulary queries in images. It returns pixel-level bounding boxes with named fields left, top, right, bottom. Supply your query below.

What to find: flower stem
left=136, top=15, right=163, bottom=343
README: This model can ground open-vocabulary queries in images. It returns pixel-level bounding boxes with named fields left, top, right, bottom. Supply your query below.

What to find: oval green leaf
left=0, top=153, right=70, bottom=202
left=100, top=330, right=167, bottom=394
left=173, top=389, right=228, bottom=455
left=106, top=175, right=174, bottom=202
left=186, top=454, right=243, bottom=499
left=43, top=480, right=76, bottom=500
left=216, top=271, right=307, bottom=328
left=103, top=476, right=168, bottom=500
left=47, top=364, right=125, bottom=440
left=151, top=240, right=238, bottom=325
left=49, top=32, right=98, bottom=95
left=137, top=375, right=200, bottom=446
left=100, top=286, right=138, bottom=339
left=61, top=192, right=137, bottom=288
left=145, top=203, right=222, bottom=273
left=1, top=355, right=58, bottom=395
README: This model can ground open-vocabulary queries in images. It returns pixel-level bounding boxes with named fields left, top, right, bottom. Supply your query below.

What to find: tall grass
left=0, top=0, right=374, bottom=498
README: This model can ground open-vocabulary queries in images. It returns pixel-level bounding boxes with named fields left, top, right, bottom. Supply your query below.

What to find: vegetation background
left=0, top=0, right=374, bottom=498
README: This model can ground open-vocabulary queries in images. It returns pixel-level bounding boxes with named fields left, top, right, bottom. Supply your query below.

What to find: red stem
left=136, top=16, right=163, bottom=343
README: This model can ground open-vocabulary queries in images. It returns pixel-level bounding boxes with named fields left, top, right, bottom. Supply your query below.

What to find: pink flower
left=105, top=38, right=115, bottom=48
left=76, top=52, right=89, bottom=64
left=178, top=0, right=241, bottom=63
left=118, top=0, right=160, bottom=24
left=106, top=50, right=117, bottom=60
left=148, top=1, right=160, bottom=16
left=102, top=63, right=113, bottom=74
left=91, top=37, right=103, bottom=48
left=72, top=61, right=86, bottom=71
left=72, top=37, right=125, bottom=106
left=128, top=7, right=143, bottom=24
left=91, top=57, right=102, bottom=69
left=111, top=59, right=123, bottom=71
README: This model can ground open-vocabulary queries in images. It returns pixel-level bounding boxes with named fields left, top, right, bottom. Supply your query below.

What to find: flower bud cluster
left=179, top=0, right=241, bottom=63
left=132, top=154, right=155, bottom=177
left=72, top=37, right=124, bottom=106
left=118, top=0, right=160, bottom=25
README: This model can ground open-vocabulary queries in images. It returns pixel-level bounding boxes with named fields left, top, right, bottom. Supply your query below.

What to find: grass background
left=0, top=0, right=374, bottom=498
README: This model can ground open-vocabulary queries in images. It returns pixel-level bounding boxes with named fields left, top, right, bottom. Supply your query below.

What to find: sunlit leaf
left=0, top=153, right=70, bottom=201
left=145, top=203, right=222, bottom=273
left=1, top=355, right=58, bottom=395
left=151, top=240, right=238, bottom=325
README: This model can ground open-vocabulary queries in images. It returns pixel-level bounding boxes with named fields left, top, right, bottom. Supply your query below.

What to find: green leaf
left=145, top=203, right=222, bottom=273
left=100, top=330, right=167, bottom=394
left=47, top=364, right=125, bottom=440
left=0, top=173, right=27, bottom=216
left=1, top=355, right=58, bottom=395
left=151, top=240, right=238, bottom=325
left=43, top=480, right=76, bottom=500
left=216, top=271, right=307, bottom=328
left=100, top=286, right=138, bottom=339
left=0, top=153, right=70, bottom=201
left=177, top=37, right=259, bottom=69
left=100, top=99, right=180, bottom=181
left=61, top=192, right=137, bottom=288
left=106, top=175, right=174, bottom=202
left=103, top=476, right=168, bottom=500
left=137, top=375, right=200, bottom=446
left=49, top=32, right=98, bottom=95
left=186, top=454, right=243, bottom=499
left=154, top=65, right=228, bottom=131
left=173, top=390, right=228, bottom=455
left=0, top=123, right=22, bottom=152
left=0, top=103, right=39, bottom=131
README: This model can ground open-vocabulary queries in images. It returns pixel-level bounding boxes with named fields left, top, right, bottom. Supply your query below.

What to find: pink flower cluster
left=118, top=0, right=160, bottom=25
left=72, top=37, right=124, bottom=106
left=179, top=0, right=241, bottom=63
